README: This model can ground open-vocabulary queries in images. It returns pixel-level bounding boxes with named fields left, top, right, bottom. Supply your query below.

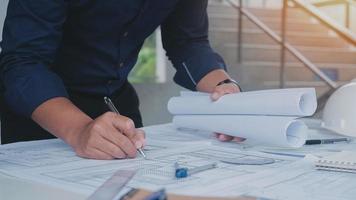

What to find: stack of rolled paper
left=168, top=88, right=317, bottom=148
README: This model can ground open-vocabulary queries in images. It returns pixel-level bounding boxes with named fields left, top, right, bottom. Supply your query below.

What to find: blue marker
left=174, top=162, right=217, bottom=178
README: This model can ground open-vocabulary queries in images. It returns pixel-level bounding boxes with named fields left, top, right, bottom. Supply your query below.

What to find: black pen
left=104, top=96, right=147, bottom=159
left=305, top=138, right=351, bottom=145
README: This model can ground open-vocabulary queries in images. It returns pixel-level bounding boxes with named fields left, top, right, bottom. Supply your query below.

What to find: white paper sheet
left=182, top=155, right=317, bottom=196
left=168, top=88, right=317, bottom=116
left=246, top=158, right=356, bottom=200
left=0, top=141, right=295, bottom=196
left=143, top=123, right=214, bottom=145
left=186, top=155, right=356, bottom=200
left=1, top=124, right=355, bottom=200
left=0, top=125, right=297, bottom=197
left=173, top=115, right=307, bottom=148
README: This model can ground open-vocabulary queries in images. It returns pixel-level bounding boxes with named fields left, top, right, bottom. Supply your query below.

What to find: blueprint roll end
left=299, top=90, right=317, bottom=116
left=286, top=120, right=308, bottom=148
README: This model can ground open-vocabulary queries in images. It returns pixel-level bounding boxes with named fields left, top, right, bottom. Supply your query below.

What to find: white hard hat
left=322, top=79, right=356, bottom=137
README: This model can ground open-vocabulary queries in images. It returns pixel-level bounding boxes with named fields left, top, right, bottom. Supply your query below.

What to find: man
left=0, top=0, right=241, bottom=160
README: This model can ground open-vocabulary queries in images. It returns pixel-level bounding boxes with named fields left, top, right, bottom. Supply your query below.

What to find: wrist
left=196, top=69, right=231, bottom=92
left=64, top=117, right=92, bottom=148
left=216, top=78, right=242, bottom=92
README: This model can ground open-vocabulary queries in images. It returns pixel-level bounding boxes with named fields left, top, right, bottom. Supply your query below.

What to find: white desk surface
left=1, top=123, right=355, bottom=200
left=0, top=172, right=86, bottom=200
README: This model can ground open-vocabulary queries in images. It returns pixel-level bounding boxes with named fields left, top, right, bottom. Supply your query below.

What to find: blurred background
left=0, top=0, right=355, bottom=127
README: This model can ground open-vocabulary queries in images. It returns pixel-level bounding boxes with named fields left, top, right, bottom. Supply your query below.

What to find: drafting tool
left=175, top=162, right=218, bottom=178
left=120, top=188, right=140, bottom=200
left=220, top=157, right=275, bottom=165
left=87, top=170, right=136, bottom=200
left=260, top=151, right=305, bottom=158
left=104, top=96, right=147, bottom=159
left=144, top=188, right=167, bottom=200
left=305, top=138, right=351, bottom=145
left=120, top=188, right=268, bottom=200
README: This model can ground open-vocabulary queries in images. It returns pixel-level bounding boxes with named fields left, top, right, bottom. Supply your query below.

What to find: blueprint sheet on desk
left=0, top=123, right=356, bottom=199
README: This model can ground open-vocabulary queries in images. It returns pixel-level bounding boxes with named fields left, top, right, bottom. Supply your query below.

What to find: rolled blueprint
left=168, top=88, right=317, bottom=117
left=173, top=115, right=307, bottom=148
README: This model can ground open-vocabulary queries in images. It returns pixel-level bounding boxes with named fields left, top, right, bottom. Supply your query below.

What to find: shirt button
left=119, top=62, right=124, bottom=67
left=123, top=32, right=128, bottom=37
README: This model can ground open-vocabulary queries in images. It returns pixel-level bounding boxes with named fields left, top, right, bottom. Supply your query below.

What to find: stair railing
left=292, top=0, right=356, bottom=46
left=227, top=0, right=339, bottom=90
left=312, top=0, right=356, bottom=29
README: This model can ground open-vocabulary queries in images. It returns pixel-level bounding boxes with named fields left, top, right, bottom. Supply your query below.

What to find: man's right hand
left=70, top=112, right=145, bottom=160
left=32, top=97, right=145, bottom=160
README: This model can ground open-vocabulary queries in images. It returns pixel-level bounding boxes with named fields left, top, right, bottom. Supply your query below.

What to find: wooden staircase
left=208, top=1, right=356, bottom=95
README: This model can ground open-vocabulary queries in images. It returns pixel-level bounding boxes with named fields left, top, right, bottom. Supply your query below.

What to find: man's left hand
left=210, top=82, right=245, bottom=142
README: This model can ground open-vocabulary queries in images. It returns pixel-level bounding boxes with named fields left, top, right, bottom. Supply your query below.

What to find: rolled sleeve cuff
left=3, top=64, right=68, bottom=117
left=173, top=47, right=226, bottom=91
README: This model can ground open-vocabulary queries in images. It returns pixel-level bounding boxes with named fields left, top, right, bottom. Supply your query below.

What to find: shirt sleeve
left=161, top=0, right=227, bottom=91
left=0, top=0, right=68, bottom=117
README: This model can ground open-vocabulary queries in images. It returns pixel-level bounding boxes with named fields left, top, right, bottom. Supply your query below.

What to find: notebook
left=315, top=151, right=356, bottom=173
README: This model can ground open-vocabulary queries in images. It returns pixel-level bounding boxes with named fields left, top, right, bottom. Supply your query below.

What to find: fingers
left=111, top=114, right=137, bottom=139
left=214, top=133, right=246, bottom=143
left=215, top=133, right=234, bottom=142
left=211, top=83, right=240, bottom=101
left=98, top=137, right=127, bottom=159
left=100, top=124, right=137, bottom=158
left=233, top=137, right=246, bottom=142
left=75, top=112, right=140, bottom=159
left=132, top=129, right=146, bottom=148
left=73, top=112, right=145, bottom=160
left=110, top=113, right=146, bottom=149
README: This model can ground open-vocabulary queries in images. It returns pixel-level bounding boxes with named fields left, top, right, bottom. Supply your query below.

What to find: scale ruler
left=87, top=170, right=136, bottom=200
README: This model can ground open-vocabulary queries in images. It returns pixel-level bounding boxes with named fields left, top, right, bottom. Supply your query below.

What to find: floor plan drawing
left=0, top=136, right=295, bottom=196
left=2, top=124, right=353, bottom=199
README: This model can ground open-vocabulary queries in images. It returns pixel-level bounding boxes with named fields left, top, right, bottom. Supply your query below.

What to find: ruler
left=87, top=170, right=136, bottom=200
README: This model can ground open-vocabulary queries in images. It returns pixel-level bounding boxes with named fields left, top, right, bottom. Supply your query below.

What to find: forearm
left=31, top=97, right=92, bottom=147
left=196, top=69, right=232, bottom=93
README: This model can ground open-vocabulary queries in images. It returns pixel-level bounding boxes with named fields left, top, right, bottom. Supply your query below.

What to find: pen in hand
left=104, top=96, right=147, bottom=159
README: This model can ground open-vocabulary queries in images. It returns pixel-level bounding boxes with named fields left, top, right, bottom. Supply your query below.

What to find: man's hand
left=196, top=69, right=245, bottom=143
left=210, top=80, right=245, bottom=143
left=32, top=97, right=145, bottom=160
left=70, top=112, right=145, bottom=160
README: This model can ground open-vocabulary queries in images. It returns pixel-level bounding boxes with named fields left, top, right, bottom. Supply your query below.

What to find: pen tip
left=138, top=149, right=147, bottom=159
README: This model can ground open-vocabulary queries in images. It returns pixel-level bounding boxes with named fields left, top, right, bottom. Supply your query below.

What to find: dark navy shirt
left=0, top=0, right=226, bottom=117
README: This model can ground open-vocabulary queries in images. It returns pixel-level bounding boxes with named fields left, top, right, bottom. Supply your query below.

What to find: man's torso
left=53, top=0, right=179, bottom=95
